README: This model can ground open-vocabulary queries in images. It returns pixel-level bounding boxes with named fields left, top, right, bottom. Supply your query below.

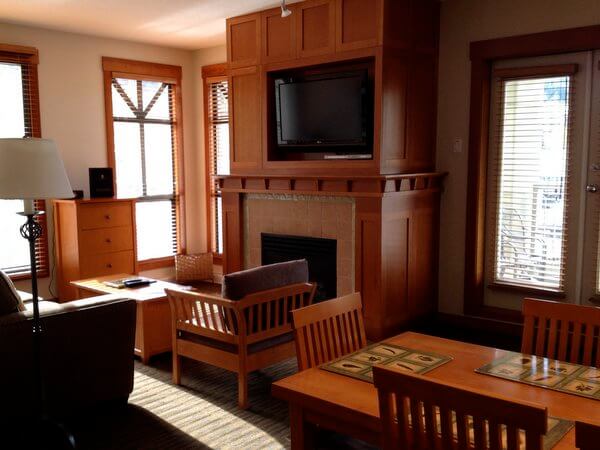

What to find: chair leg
left=238, top=371, right=249, bottom=409
left=172, top=352, right=181, bottom=385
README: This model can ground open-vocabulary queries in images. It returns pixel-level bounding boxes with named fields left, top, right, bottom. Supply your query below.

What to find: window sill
left=8, top=270, right=49, bottom=282
left=138, top=256, right=175, bottom=272
left=212, top=253, right=223, bottom=265
left=487, top=282, right=566, bottom=300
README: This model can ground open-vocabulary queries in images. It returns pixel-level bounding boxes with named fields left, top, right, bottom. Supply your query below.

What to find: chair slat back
left=237, top=282, right=316, bottom=344
left=291, top=292, right=367, bottom=371
left=373, top=366, right=548, bottom=450
left=522, top=298, right=600, bottom=367
left=576, top=421, right=600, bottom=450
left=166, top=288, right=240, bottom=343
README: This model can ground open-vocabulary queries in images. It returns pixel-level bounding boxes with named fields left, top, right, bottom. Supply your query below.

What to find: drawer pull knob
left=105, top=238, right=112, bottom=244
left=106, top=263, right=113, bottom=268
left=104, top=215, right=111, bottom=220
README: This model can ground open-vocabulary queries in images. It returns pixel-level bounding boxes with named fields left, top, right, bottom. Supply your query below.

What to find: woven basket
left=175, top=253, right=213, bottom=283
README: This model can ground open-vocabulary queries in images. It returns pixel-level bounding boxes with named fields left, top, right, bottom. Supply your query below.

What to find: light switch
left=453, top=138, right=463, bottom=153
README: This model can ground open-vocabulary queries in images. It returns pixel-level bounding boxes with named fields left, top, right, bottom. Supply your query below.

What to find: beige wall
left=437, top=0, right=600, bottom=314
left=0, top=23, right=224, bottom=296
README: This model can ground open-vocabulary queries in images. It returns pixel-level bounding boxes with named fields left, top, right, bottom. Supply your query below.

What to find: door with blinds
left=484, top=52, right=591, bottom=310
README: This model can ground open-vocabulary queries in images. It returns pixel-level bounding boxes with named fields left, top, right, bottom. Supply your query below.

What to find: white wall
left=436, top=0, right=600, bottom=315
left=0, top=23, right=223, bottom=296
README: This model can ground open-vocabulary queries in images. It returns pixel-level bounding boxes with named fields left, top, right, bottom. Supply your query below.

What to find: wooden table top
left=71, top=273, right=192, bottom=302
left=272, top=332, right=600, bottom=448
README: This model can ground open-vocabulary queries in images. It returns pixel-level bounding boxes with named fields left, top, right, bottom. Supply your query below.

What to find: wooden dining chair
left=291, top=292, right=367, bottom=371
left=521, top=298, right=600, bottom=367
left=576, top=421, right=600, bottom=450
left=373, top=365, right=548, bottom=450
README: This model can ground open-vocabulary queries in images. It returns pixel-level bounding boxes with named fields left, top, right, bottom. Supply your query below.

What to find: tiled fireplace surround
left=243, top=194, right=355, bottom=296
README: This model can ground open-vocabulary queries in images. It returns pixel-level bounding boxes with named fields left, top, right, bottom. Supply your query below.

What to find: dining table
left=272, top=331, right=600, bottom=449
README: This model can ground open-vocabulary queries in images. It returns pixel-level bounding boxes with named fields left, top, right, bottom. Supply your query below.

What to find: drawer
left=80, top=250, right=135, bottom=278
left=79, top=203, right=132, bottom=230
left=79, top=226, right=134, bottom=255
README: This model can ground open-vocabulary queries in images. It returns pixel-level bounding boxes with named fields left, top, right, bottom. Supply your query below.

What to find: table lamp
left=0, top=138, right=74, bottom=447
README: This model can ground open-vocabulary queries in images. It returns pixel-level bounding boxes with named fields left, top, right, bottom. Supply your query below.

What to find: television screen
left=275, top=71, right=369, bottom=148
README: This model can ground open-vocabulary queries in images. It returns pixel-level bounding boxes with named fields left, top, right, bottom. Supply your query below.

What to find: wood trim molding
left=102, top=56, right=186, bottom=261
left=202, top=63, right=227, bottom=79
left=201, top=63, right=227, bottom=256
left=492, top=63, right=578, bottom=79
left=216, top=173, right=446, bottom=198
left=470, top=24, right=600, bottom=62
left=465, top=25, right=600, bottom=320
left=102, top=57, right=182, bottom=81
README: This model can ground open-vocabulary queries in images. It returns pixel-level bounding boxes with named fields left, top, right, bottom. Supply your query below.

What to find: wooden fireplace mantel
left=217, top=172, right=445, bottom=340
left=216, top=172, right=445, bottom=198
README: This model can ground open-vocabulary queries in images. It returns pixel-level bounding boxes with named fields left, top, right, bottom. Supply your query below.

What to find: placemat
left=476, top=351, right=600, bottom=400
left=321, top=342, right=453, bottom=382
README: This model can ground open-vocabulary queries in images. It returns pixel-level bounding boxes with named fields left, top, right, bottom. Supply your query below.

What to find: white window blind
left=0, top=49, right=49, bottom=279
left=206, top=78, right=229, bottom=255
left=491, top=70, right=573, bottom=292
left=111, top=77, right=179, bottom=261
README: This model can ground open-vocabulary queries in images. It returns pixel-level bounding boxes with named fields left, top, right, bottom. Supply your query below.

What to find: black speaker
left=89, top=168, right=114, bottom=198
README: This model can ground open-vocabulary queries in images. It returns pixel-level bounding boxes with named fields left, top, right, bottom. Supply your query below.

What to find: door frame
left=466, top=24, right=600, bottom=322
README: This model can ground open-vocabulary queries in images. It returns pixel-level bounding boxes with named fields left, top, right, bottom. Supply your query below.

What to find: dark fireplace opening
left=261, top=233, right=337, bottom=302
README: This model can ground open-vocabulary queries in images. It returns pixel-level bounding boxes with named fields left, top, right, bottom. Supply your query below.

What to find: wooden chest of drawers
left=54, top=198, right=138, bottom=301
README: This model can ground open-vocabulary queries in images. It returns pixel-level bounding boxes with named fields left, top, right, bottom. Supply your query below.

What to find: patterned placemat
left=321, top=342, right=453, bottom=382
left=476, top=351, right=600, bottom=400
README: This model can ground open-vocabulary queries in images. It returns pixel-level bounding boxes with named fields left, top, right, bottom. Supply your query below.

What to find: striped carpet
left=74, top=355, right=297, bottom=449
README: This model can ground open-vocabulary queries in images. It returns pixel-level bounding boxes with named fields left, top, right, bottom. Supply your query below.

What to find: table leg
left=290, top=405, right=314, bottom=450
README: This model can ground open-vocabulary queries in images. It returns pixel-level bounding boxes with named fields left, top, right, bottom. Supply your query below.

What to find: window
left=0, top=44, right=49, bottom=279
left=103, top=58, right=185, bottom=267
left=490, top=71, right=573, bottom=292
left=202, top=64, right=229, bottom=256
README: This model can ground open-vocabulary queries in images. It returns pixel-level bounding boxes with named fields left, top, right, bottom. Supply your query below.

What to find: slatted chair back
left=373, top=365, right=548, bottom=450
left=522, top=298, right=600, bottom=367
left=291, top=292, right=367, bottom=371
left=576, top=421, right=600, bottom=450
left=236, top=283, right=316, bottom=344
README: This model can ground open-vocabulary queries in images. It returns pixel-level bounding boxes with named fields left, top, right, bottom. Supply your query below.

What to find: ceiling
left=0, top=0, right=297, bottom=50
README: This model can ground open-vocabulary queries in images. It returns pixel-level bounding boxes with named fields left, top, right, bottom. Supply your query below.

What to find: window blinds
left=490, top=69, right=574, bottom=292
left=207, top=79, right=229, bottom=254
left=0, top=47, right=49, bottom=278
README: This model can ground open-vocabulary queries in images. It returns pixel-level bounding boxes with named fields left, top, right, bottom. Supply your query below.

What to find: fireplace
left=261, top=233, right=337, bottom=301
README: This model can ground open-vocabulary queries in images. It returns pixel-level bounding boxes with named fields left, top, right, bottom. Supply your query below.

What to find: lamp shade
left=0, top=138, right=73, bottom=200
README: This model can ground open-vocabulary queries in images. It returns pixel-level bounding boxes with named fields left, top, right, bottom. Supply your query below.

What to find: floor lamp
left=0, top=138, right=75, bottom=448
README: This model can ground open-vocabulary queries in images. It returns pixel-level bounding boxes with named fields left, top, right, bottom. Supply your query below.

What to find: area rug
left=73, top=356, right=297, bottom=449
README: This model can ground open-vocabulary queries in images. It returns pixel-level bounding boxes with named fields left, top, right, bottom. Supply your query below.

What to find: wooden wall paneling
left=380, top=190, right=439, bottom=335
left=222, top=192, right=243, bottom=274
left=382, top=0, right=411, bottom=50
left=335, top=0, right=383, bottom=52
left=261, top=6, right=297, bottom=63
left=296, top=0, right=336, bottom=58
left=229, top=65, right=263, bottom=173
left=404, top=52, right=437, bottom=173
left=379, top=48, right=408, bottom=174
left=355, top=197, right=383, bottom=340
left=227, top=13, right=261, bottom=68
left=408, top=0, right=439, bottom=53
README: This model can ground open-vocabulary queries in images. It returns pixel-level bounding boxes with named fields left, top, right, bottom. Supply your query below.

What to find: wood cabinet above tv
left=225, top=0, right=439, bottom=176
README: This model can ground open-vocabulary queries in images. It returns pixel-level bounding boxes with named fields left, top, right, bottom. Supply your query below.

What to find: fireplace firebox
left=261, top=233, right=337, bottom=301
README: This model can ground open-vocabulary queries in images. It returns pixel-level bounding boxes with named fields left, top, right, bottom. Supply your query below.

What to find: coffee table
left=72, top=273, right=192, bottom=363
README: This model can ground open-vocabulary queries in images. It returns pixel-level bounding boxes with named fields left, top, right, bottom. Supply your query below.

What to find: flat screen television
left=274, top=70, right=370, bottom=150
